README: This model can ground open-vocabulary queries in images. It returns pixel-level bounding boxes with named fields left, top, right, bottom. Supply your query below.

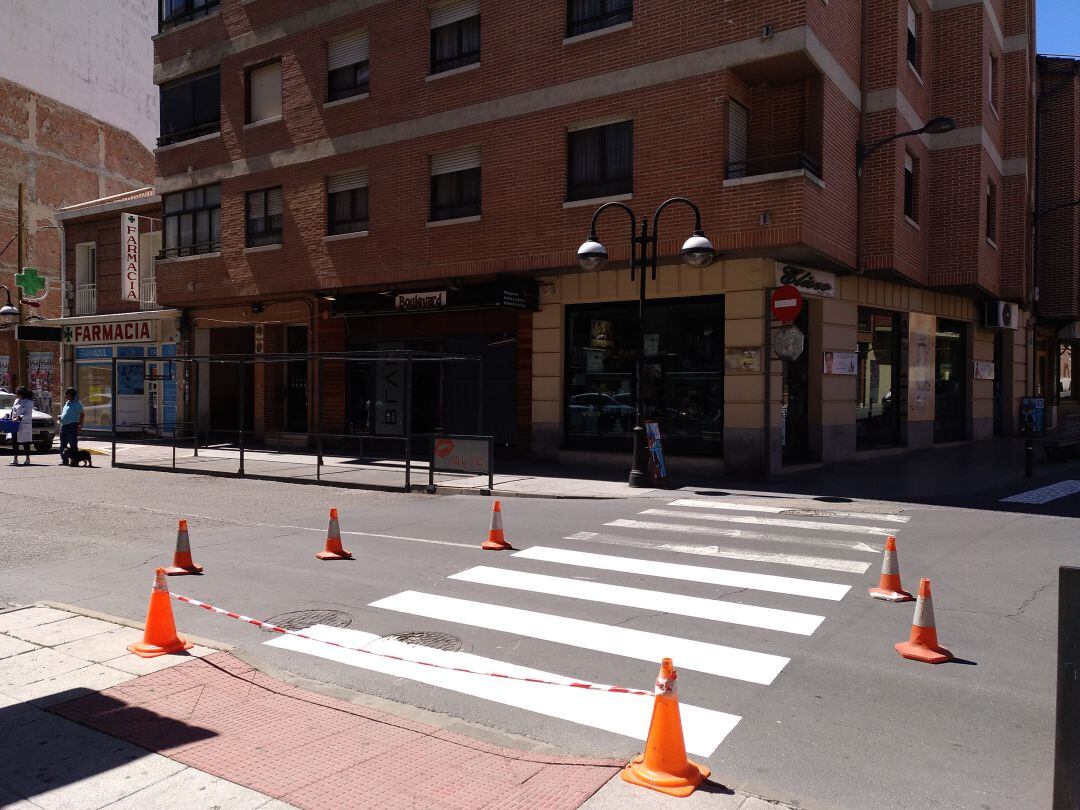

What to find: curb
left=37, top=599, right=232, bottom=653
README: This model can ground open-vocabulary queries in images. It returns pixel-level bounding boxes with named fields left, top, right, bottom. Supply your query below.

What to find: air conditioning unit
left=982, top=300, right=1019, bottom=330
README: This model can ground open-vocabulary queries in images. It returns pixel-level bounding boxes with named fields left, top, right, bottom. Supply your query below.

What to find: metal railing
left=726, top=151, right=823, bottom=181
left=139, top=278, right=158, bottom=310
left=75, top=283, right=96, bottom=315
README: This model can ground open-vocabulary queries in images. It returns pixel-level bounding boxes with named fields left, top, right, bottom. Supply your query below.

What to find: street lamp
left=856, top=116, right=956, bottom=176
left=576, top=197, right=715, bottom=487
left=0, top=285, right=19, bottom=327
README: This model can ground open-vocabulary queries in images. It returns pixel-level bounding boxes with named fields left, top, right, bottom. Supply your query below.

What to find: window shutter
left=905, top=153, right=914, bottom=173
left=907, top=4, right=917, bottom=36
left=249, top=62, right=282, bottom=122
left=328, top=32, right=369, bottom=71
left=267, top=187, right=283, bottom=216
left=430, top=0, right=479, bottom=29
left=248, top=192, right=265, bottom=219
left=431, top=145, right=481, bottom=176
left=328, top=169, right=369, bottom=194
left=728, top=101, right=748, bottom=164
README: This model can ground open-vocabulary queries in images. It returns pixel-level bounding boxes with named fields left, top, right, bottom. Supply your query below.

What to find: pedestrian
left=7, top=385, right=34, bottom=466
left=58, top=387, right=84, bottom=466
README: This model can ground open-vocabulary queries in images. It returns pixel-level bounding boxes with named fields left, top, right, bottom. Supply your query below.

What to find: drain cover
left=382, top=630, right=463, bottom=652
left=262, top=609, right=353, bottom=632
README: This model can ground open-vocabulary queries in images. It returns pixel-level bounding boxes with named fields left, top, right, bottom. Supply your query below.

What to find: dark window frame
left=246, top=187, right=284, bottom=248
left=159, top=0, right=219, bottom=32
left=158, top=68, right=221, bottom=147
left=986, top=181, right=998, bottom=244
left=161, top=184, right=221, bottom=258
left=429, top=15, right=480, bottom=75
left=327, top=185, right=370, bottom=235
left=903, top=152, right=918, bottom=221
left=430, top=167, right=481, bottom=221
left=327, top=60, right=370, bottom=102
left=566, top=120, right=634, bottom=202
left=566, top=0, right=632, bottom=38
left=246, top=59, right=283, bottom=125
left=907, top=4, right=921, bottom=73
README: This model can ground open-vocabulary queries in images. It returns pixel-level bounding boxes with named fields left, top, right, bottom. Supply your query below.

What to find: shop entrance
left=209, top=327, right=255, bottom=435
left=934, top=319, right=968, bottom=443
left=285, top=325, right=309, bottom=433
left=856, top=308, right=901, bottom=449
left=781, top=306, right=811, bottom=465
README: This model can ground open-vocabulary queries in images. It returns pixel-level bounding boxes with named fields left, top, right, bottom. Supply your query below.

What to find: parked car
left=0, top=390, right=56, bottom=453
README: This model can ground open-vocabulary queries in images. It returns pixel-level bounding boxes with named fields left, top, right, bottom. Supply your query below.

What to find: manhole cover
left=262, top=609, right=353, bottom=632
left=382, top=630, right=463, bottom=651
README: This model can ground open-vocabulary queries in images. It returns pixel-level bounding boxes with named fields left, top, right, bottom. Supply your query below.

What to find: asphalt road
left=0, top=451, right=1075, bottom=808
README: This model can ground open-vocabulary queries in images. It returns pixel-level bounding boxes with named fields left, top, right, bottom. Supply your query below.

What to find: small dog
left=62, top=449, right=94, bottom=467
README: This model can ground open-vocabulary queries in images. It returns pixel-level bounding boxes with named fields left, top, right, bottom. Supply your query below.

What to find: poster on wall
left=644, top=420, right=668, bottom=485
left=0, top=356, right=8, bottom=391
left=724, top=347, right=762, bottom=373
left=974, top=361, right=996, bottom=380
left=823, top=351, right=857, bottom=375
left=908, top=313, right=936, bottom=419
left=28, top=352, right=54, bottom=414
left=116, top=348, right=146, bottom=428
left=374, top=343, right=405, bottom=436
left=590, top=320, right=614, bottom=349
left=162, top=344, right=177, bottom=436
left=1021, top=397, right=1044, bottom=433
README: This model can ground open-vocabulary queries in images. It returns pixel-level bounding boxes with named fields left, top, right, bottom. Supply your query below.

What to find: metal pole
left=15, top=183, right=27, bottom=387
left=404, top=356, right=413, bottom=491
left=192, top=360, right=199, bottom=457
left=1026, top=439, right=1034, bottom=477
left=1054, top=566, right=1080, bottom=809
left=476, top=357, right=484, bottom=435
left=237, top=359, right=245, bottom=475
left=629, top=217, right=649, bottom=487
left=764, top=289, right=773, bottom=478
left=317, top=357, right=324, bottom=481
left=110, top=357, right=117, bottom=466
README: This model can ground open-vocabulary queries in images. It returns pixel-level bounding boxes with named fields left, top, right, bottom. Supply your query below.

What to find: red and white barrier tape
left=170, top=592, right=653, bottom=696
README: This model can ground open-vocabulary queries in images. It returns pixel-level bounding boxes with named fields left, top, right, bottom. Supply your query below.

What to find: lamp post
left=576, top=198, right=715, bottom=487
left=0, top=286, right=19, bottom=327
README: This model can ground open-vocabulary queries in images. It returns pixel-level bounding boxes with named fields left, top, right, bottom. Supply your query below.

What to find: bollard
left=1025, top=440, right=1034, bottom=478
left=1054, top=566, right=1080, bottom=809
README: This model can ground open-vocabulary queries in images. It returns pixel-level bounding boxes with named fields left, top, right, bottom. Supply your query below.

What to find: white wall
left=0, top=0, right=158, bottom=151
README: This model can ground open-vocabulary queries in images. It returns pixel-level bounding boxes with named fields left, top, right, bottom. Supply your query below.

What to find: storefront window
left=856, top=308, right=900, bottom=450
left=1060, top=343, right=1074, bottom=399
left=564, top=297, right=724, bottom=456
left=934, top=319, right=967, bottom=442
left=77, top=364, right=114, bottom=430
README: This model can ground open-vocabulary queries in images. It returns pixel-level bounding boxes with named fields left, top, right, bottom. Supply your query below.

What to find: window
left=430, top=146, right=481, bottom=221
left=247, top=61, right=282, bottom=124
left=903, top=152, right=917, bottom=221
left=986, top=181, right=997, bottom=244
left=727, top=101, right=749, bottom=179
left=430, top=1, right=480, bottom=75
left=907, top=3, right=920, bottom=73
left=566, top=0, right=632, bottom=38
left=246, top=187, right=284, bottom=248
left=160, top=0, right=219, bottom=32
left=567, top=120, right=633, bottom=201
left=327, top=170, right=369, bottom=235
left=856, top=308, right=901, bottom=450
left=74, top=243, right=96, bottom=316
left=162, top=184, right=220, bottom=257
left=159, top=68, right=220, bottom=146
left=328, top=32, right=370, bottom=102
left=989, top=52, right=1000, bottom=111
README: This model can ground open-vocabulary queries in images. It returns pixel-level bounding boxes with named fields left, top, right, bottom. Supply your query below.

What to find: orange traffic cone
left=164, top=519, right=203, bottom=576
left=621, top=658, right=711, bottom=797
left=482, top=500, right=513, bottom=550
left=127, top=568, right=193, bottom=658
left=895, top=578, right=953, bottom=664
left=316, top=507, right=353, bottom=560
left=868, top=536, right=913, bottom=602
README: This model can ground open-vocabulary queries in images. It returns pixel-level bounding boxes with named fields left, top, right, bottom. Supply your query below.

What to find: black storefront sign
left=332, top=275, right=539, bottom=317
left=15, top=324, right=62, bottom=342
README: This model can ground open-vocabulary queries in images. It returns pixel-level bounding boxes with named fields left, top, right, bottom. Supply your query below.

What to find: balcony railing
left=157, top=120, right=221, bottom=148
left=75, top=283, right=96, bottom=316
left=140, top=278, right=158, bottom=311
left=159, top=0, right=220, bottom=32
left=726, top=152, right=823, bottom=181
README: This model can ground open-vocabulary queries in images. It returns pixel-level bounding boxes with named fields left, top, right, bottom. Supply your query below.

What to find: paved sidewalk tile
left=53, top=652, right=621, bottom=810
left=54, top=626, right=143, bottom=663
left=0, top=607, right=73, bottom=634
left=104, top=645, right=215, bottom=676
left=104, top=767, right=290, bottom=810
left=10, top=616, right=120, bottom=647
left=0, top=647, right=88, bottom=688
left=1, top=662, right=132, bottom=707
left=0, top=784, right=39, bottom=810
left=0, top=633, right=37, bottom=660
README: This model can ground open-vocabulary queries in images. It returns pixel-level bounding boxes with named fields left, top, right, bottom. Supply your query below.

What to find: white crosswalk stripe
left=668, top=498, right=910, bottom=523
left=449, top=566, right=826, bottom=634
left=369, top=590, right=791, bottom=685
left=636, top=511, right=882, bottom=554
left=265, top=625, right=740, bottom=757
left=609, top=515, right=893, bottom=537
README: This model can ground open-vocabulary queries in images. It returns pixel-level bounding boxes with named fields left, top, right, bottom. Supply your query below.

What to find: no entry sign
left=770, top=285, right=804, bottom=323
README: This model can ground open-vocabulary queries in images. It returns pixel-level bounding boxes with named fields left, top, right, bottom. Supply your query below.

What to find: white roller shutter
left=328, top=169, right=369, bottom=194
left=728, top=101, right=748, bottom=167
left=249, top=62, right=282, bottom=122
left=431, top=145, right=481, bottom=176
left=430, top=0, right=478, bottom=29
left=328, top=32, right=369, bottom=71
left=267, top=187, right=283, bottom=217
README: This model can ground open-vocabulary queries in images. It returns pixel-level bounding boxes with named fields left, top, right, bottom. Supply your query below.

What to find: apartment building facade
left=151, top=0, right=1035, bottom=475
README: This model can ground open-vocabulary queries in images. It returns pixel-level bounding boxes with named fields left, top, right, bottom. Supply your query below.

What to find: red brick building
left=0, top=75, right=153, bottom=409
left=151, top=0, right=1035, bottom=475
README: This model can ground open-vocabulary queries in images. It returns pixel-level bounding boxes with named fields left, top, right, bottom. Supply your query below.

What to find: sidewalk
left=0, top=602, right=796, bottom=809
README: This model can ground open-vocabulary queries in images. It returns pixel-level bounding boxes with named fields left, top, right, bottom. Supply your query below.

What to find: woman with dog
left=7, top=386, right=34, bottom=466
left=58, top=387, right=84, bottom=466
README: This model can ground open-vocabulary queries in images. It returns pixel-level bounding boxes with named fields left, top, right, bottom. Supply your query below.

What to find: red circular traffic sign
left=770, top=285, right=804, bottom=323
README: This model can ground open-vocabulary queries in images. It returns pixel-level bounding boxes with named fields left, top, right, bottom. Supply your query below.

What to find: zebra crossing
left=265, top=496, right=908, bottom=757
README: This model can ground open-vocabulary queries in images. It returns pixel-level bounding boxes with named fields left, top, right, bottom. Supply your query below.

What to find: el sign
left=122, top=212, right=140, bottom=303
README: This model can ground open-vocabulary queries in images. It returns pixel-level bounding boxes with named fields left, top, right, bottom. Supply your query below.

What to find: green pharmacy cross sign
left=15, top=267, right=46, bottom=298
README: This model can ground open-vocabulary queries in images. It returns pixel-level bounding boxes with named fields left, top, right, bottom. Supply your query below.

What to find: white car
left=0, top=390, right=57, bottom=453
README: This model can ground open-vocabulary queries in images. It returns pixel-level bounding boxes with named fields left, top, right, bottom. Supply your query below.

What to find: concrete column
left=530, top=298, right=562, bottom=460
left=814, top=297, right=858, bottom=463
left=972, top=328, right=996, bottom=440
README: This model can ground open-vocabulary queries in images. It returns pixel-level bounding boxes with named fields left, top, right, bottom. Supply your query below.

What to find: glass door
left=934, top=319, right=968, bottom=442
left=856, top=309, right=900, bottom=449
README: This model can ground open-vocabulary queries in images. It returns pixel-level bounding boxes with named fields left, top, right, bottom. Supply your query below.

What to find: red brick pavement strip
left=50, top=651, right=622, bottom=809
